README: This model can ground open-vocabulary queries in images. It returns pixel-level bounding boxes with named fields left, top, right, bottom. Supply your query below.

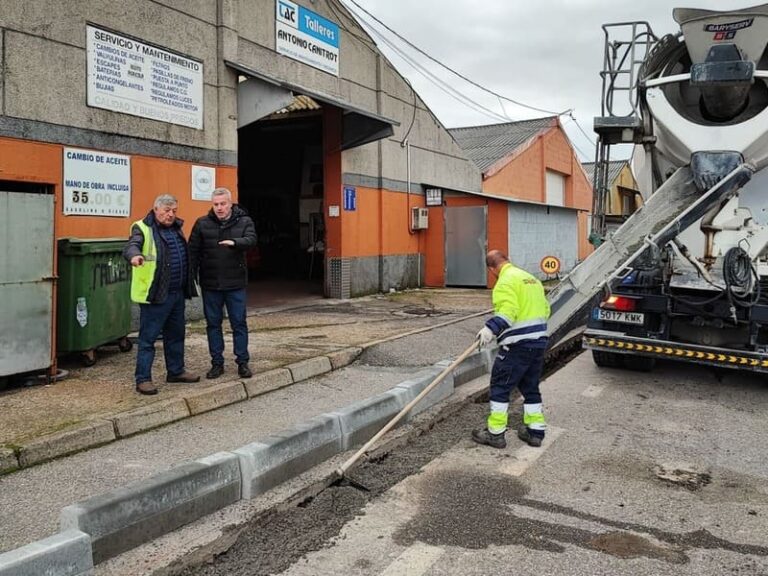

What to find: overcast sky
left=340, top=0, right=759, bottom=161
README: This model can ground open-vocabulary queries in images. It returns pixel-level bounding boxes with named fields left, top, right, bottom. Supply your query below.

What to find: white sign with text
left=191, top=165, right=216, bottom=201
left=63, top=147, right=131, bottom=217
left=275, top=0, right=340, bottom=76
left=86, top=25, right=204, bottom=129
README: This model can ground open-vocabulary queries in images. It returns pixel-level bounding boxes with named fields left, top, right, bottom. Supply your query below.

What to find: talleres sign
left=276, top=0, right=340, bottom=76
left=86, top=25, right=204, bottom=129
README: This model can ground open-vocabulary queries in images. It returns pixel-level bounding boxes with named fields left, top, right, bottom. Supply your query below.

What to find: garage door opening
left=238, top=101, right=325, bottom=306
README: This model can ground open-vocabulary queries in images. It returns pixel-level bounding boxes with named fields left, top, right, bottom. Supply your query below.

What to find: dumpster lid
left=58, top=238, right=127, bottom=255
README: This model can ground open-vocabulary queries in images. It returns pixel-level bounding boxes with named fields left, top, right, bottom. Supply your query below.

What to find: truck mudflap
left=583, top=330, right=768, bottom=372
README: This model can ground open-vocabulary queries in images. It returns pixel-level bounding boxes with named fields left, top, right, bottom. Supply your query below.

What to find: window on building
left=617, top=186, right=637, bottom=217
left=546, top=170, right=565, bottom=207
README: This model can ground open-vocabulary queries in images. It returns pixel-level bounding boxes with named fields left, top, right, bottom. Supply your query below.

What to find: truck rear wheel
left=624, top=356, right=656, bottom=372
left=592, top=350, right=624, bottom=368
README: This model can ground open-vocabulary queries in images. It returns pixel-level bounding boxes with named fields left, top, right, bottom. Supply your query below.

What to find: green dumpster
left=57, top=238, right=133, bottom=365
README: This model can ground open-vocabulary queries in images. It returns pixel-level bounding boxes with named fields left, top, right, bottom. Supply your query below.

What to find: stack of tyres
left=57, top=238, right=132, bottom=366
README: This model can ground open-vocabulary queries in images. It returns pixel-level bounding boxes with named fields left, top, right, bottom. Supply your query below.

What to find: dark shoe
left=166, top=371, right=200, bottom=383
left=518, top=427, right=543, bottom=448
left=136, top=381, right=158, bottom=395
left=206, top=364, right=225, bottom=380
left=238, top=363, right=252, bottom=378
left=471, top=428, right=507, bottom=449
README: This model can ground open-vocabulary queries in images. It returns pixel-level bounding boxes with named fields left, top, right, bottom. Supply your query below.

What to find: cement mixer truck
left=546, top=4, right=768, bottom=372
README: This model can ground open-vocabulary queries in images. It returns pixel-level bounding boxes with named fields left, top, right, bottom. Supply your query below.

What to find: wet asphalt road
left=186, top=352, right=768, bottom=576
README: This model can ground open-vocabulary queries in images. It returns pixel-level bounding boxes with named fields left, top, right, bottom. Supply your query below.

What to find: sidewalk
left=0, top=289, right=490, bottom=473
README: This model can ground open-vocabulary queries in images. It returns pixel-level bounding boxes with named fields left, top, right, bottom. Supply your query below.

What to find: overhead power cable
left=341, top=0, right=569, bottom=117
left=358, top=15, right=512, bottom=124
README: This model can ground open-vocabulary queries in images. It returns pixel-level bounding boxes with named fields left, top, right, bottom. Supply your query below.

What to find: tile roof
left=448, top=117, right=558, bottom=174
left=582, top=160, right=627, bottom=187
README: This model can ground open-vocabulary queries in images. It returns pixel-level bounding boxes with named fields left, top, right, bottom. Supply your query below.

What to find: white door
left=508, top=204, right=578, bottom=278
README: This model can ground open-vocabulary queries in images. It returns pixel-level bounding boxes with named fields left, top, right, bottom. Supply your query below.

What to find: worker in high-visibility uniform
left=473, top=250, right=550, bottom=448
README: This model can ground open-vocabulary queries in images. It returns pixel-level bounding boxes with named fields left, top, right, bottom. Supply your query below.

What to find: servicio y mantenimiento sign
left=275, top=0, right=340, bottom=76
left=86, top=25, right=204, bottom=129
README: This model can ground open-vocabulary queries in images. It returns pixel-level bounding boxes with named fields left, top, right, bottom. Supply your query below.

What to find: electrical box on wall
left=411, top=207, right=429, bottom=230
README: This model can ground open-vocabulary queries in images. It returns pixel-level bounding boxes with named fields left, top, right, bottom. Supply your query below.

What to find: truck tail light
left=601, top=295, right=637, bottom=312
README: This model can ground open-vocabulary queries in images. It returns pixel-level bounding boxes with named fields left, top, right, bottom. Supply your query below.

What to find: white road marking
left=500, top=426, right=565, bottom=476
left=378, top=542, right=445, bottom=576
left=581, top=384, right=605, bottom=398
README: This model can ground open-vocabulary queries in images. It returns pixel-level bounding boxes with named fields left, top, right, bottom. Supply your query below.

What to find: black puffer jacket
left=188, top=204, right=257, bottom=290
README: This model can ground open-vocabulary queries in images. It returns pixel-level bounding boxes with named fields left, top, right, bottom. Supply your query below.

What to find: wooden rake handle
left=336, top=340, right=481, bottom=476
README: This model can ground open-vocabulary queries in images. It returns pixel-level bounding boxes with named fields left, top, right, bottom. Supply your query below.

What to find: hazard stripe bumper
left=583, top=330, right=768, bottom=372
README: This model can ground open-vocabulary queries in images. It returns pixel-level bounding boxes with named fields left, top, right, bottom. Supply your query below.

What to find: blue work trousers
left=135, top=290, right=186, bottom=384
left=202, top=288, right=249, bottom=367
left=490, top=344, right=546, bottom=434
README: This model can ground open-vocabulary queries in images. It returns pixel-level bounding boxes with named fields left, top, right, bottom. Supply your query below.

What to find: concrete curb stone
left=243, top=368, right=293, bottom=398
left=111, top=399, right=190, bottom=438
left=184, top=382, right=248, bottom=416
left=453, top=350, right=489, bottom=386
left=286, top=357, right=332, bottom=382
left=0, top=529, right=93, bottom=576
left=396, top=367, right=454, bottom=417
left=235, top=414, right=342, bottom=499
left=0, top=448, right=18, bottom=475
left=18, top=420, right=116, bottom=468
left=326, top=347, right=363, bottom=370
left=327, top=388, right=410, bottom=450
left=60, top=452, right=241, bottom=564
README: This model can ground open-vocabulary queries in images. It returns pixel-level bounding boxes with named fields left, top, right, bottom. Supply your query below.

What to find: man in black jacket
left=189, top=188, right=257, bottom=379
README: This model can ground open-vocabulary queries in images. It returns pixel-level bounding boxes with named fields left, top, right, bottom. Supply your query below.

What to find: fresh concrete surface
left=273, top=354, right=768, bottom=576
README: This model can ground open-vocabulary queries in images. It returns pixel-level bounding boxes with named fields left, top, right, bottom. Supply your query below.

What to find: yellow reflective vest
left=130, top=220, right=158, bottom=304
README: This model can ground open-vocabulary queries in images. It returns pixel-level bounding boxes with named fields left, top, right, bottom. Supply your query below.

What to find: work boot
left=238, top=363, right=253, bottom=378
left=166, top=371, right=200, bottom=383
left=136, top=381, right=158, bottom=395
left=471, top=428, right=507, bottom=449
left=517, top=427, right=543, bottom=448
left=206, top=364, right=224, bottom=380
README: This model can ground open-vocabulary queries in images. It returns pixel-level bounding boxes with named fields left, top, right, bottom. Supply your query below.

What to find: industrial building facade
left=0, top=0, right=486, bottom=376
left=0, top=1, right=592, bottom=377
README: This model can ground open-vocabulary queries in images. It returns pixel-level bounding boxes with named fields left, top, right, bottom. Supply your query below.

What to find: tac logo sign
left=540, top=255, right=561, bottom=276
left=277, top=0, right=297, bottom=26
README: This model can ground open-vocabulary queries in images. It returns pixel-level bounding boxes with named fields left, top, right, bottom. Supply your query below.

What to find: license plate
left=594, top=308, right=645, bottom=325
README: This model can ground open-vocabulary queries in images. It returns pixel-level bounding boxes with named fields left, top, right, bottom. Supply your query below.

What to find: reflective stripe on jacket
left=488, top=263, right=550, bottom=346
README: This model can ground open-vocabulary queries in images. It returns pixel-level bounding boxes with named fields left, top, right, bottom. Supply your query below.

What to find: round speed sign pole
left=540, top=255, right=561, bottom=277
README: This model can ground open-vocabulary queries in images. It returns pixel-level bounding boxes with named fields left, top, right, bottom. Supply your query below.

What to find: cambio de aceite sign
left=276, top=0, right=340, bottom=76
left=63, top=147, right=131, bottom=217
left=86, top=25, right=204, bottom=129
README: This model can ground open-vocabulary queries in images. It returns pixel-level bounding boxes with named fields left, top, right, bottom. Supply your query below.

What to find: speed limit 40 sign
left=540, top=255, right=561, bottom=276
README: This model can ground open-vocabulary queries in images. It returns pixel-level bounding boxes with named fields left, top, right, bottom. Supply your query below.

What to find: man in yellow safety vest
left=123, top=194, right=199, bottom=395
left=473, top=250, right=550, bottom=448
